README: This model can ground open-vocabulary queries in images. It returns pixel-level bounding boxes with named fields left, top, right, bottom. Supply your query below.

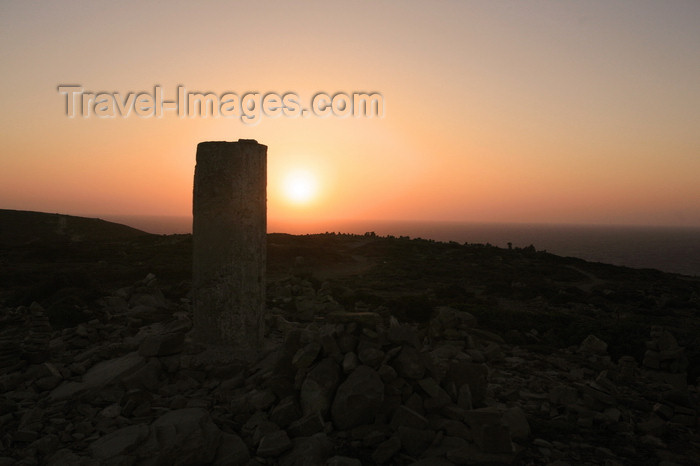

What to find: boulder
left=445, top=361, right=488, bottom=407
left=136, top=408, right=222, bottom=465
left=214, top=432, right=249, bottom=465
left=49, top=351, right=146, bottom=401
left=139, top=331, right=185, bottom=357
left=89, top=424, right=149, bottom=460
left=300, top=358, right=341, bottom=417
left=257, top=430, right=292, bottom=457
left=331, top=365, right=384, bottom=430
left=394, top=346, right=426, bottom=380
left=372, top=436, right=401, bottom=464
left=391, top=405, right=429, bottom=430
left=288, top=412, right=325, bottom=438
left=279, top=433, right=333, bottom=466
left=579, top=335, right=608, bottom=355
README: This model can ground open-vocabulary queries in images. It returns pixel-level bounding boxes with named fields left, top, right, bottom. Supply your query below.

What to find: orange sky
left=1, top=1, right=699, bottom=227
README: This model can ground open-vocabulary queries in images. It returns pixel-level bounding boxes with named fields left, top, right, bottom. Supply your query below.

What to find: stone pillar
left=192, top=139, right=267, bottom=357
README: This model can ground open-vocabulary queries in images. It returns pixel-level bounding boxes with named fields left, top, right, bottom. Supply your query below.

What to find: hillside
left=0, top=209, right=149, bottom=246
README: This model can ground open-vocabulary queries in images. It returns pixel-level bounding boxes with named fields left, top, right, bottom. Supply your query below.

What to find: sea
left=103, top=215, right=700, bottom=277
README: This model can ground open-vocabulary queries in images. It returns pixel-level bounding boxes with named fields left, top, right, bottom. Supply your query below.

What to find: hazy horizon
left=86, top=213, right=699, bottom=276
left=94, top=213, right=700, bottom=236
left=2, top=1, right=699, bottom=227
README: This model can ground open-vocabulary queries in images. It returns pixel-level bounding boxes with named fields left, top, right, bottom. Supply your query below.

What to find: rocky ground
left=1, top=271, right=699, bottom=465
left=1, top=212, right=700, bottom=464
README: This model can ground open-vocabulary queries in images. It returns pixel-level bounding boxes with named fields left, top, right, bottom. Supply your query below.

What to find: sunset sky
left=2, top=1, right=699, bottom=229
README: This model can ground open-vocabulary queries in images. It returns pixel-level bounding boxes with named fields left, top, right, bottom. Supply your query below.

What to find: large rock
left=418, top=377, right=452, bottom=409
left=257, top=430, right=292, bottom=457
left=271, top=396, right=302, bottom=429
left=292, top=342, right=322, bottom=369
left=473, top=423, right=513, bottom=454
left=326, top=311, right=382, bottom=328
left=394, top=346, right=426, bottom=380
left=579, top=335, right=608, bottom=355
left=49, top=351, right=146, bottom=401
left=136, top=408, right=223, bottom=465
left=445, top=361, right=488, bottom=407
left=387, top=324, right=421, bottom=348
left=139, top=330, right=185, bottom=357
left=280, top=433, right=333, bottom=466
left=391, top=405, right=428, bottom=430
left=372, top=436, right=401, bottom=464
left=397, top=426, right=435, bottom=457
left=331, top=365, right=384, bottom=430
left=214, top=432, right=249, bottom=465
left=300, top=358, right=341, bottom=417
left=288, top=413, right=325, bottom=438
left=502, top=407, right=530, bottom=440
left=430, top=306, right=476, bottom=336
left=89, top=424, right=149, bottom=460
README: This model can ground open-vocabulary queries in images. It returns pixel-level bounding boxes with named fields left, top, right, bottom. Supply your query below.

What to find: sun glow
left=283, top=170, right=318, bottom=204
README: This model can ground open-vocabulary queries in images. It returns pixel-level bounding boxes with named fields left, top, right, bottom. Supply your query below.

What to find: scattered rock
left=331, top=365, right=384, bottom=430
left=579, top=334, right=608, bottom=355
left=257, top=430, right=292, bottom=457
left=1, top=272, right=699, bottom=465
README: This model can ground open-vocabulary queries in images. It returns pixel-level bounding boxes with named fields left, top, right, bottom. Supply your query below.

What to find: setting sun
left=283, top=170, right=318, bottom=205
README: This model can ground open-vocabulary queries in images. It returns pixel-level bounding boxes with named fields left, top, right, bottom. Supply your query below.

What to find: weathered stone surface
left=410, top=458, right=456, bottom=466
left=440, top=420, right=471, bottom=439
left=327, top=456, right=362, bottom=466
left=214, top=432, right=249, bottom=466
left=473, top=423, right=513, bottom=454
left=342, top=351, right=359, bottom=373
left=331, top=365, right=384, bottom=430
left=358, top=347, right=385, bottom=368
left=292, top=342, right=321, bottom=369
left=47, top=449, right=96, bottom=466
left=378, top=363, right=398, bottom=383
left=287, top=412, right=325, bottom=438
left=47, top=381, right=88, bottom=402
left=503, top=407, right=530, bottom=440
left=391, top=405, right=429, bottom=430
left=447, top=443, right=515, bottom=465
left=549, top=384, right=579, bottom=405
left=89, top=424, right=149, bottom=459
left=49, top=351, right=145, bottom=401
left=257, top=430, right=292, bottom=457
left=122, top=358, right=161, bottom=391
left=300, top=358, right=341, bottom=417
left=446, top=361, right=488, bottom=407
left=372, top=436, right=401, bottom=464
left=279, top=433, right=333, bottom=466
left=192, top=139, right=267, bottom=354
left=394, top=346, right=426, bottom=380
left=270, top=396, right=302, bottom=428
left=137, top=407, right=222, bottom=464
left=397, top=426, right=435, bottom=457
left=579, top=334, right=608, bottom=355
left=457, top=383, right=473, bottom=410
left=430, top=306, right=476, bottom=336
left=419, top=377, right=452, bottom=409
left=387, top=324, right=421, bottom=348
left=139, top=330, right=185, bottom=357
left=336, top=332, right=358, bottom=354
left=326, top=311, right=382, bottom=328
left=464, top=407, right=505, bottom=429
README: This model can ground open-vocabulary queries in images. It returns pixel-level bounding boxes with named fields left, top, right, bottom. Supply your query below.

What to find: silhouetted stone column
left=192, top=139, right=266, bottom=357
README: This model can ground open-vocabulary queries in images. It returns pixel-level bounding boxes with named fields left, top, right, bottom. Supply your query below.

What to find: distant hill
left=0, top=209, right=150, bottom=246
